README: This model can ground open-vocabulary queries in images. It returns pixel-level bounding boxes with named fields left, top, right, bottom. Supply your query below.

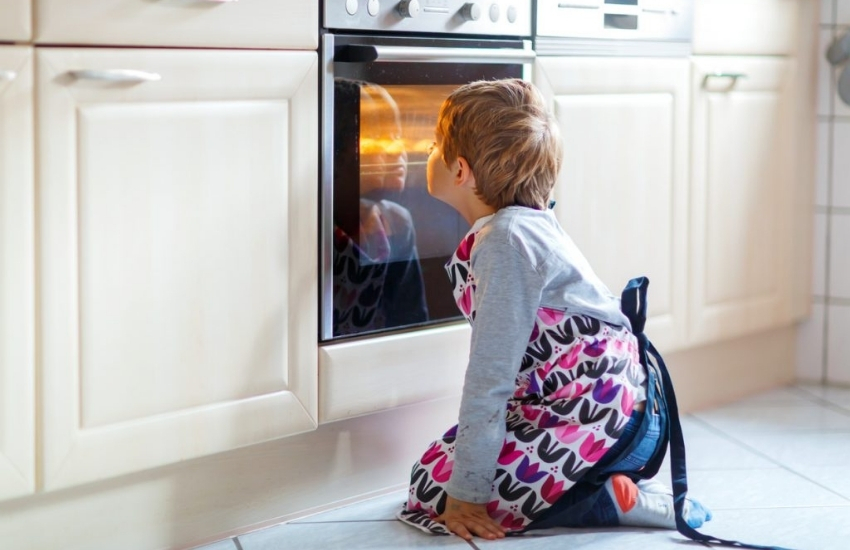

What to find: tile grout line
left=685, top=414, right=850, bottom=505
left=791, top=385, right=850, bottom=417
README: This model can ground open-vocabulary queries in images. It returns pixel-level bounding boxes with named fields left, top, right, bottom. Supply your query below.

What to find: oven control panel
left=324, top=0, right=531, bottom=37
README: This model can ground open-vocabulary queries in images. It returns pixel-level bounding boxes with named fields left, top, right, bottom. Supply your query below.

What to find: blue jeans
left=599, top=406, right=663, bottom=476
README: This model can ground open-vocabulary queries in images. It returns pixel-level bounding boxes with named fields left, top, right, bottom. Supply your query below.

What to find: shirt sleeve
left=445, top=236, right=544, bottom=504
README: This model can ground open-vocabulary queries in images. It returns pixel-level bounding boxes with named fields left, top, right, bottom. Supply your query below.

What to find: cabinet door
left=534, top=57, right=690, bottom=352
left=0, top=0, right=31, bottom=42
left=37, top=48, right=318, bottom=490
left=690, top=57, right=795, bottom=345
left=35, top=0, right=317, bottom=50
left=0, top=46, right=35, bottom=501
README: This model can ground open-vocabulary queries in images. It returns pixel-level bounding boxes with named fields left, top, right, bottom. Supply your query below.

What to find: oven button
left=461, top=2, right=481, bottom=21
left=346, top=0, right=359, bottom=15
left=367, top=0, right=380, bottom=16
left=489, top=3, right=500, bottom=22
left=507, top=4, right=517, bottom=23
left=398, top=0, right=420, bottom=18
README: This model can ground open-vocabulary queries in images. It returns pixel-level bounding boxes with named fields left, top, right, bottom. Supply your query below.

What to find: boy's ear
left=455, top=156, right=476, bottom=188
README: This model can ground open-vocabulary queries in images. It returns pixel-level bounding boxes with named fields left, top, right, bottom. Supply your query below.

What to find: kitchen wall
left=797, top=0, right=850, bottom=384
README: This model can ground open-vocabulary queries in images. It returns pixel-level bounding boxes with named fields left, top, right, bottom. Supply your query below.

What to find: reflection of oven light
left=359, top=137, right=434, bottom=154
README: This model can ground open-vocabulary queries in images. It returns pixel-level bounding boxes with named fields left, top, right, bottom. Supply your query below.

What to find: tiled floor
left=197, top=384, right=850, bottom=550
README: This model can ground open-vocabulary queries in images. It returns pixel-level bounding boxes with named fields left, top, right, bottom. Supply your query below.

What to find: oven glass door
left=322, top=34, right=531, bottom=341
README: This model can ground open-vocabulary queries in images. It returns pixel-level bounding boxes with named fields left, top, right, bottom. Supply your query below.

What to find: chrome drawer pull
left=558, top=3, right=600, bottom=9
left=0, top=70, right=17, bottom=82
left=702, top=72, right=747, bottom=89
left=67, top=69, right=162, bottom=83
left=642, top=8, right=678, bottom=15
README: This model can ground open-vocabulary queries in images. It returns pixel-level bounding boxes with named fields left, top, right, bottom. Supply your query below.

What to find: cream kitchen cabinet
left=689, top=57, right=796, bottom=345
left=534, top=57, right=691, bottom=353
left=693, top=0, right=800, bottom=56
left=0, top=45, right=35, bottom=501
left=0, top=0, right=31, bottom=42
left=35, top=0, right=318, bottom=50
left=36, top=47, right=318, bottom=490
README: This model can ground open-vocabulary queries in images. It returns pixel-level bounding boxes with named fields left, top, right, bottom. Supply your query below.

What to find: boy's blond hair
left=436, top=79, right=563, bottom=210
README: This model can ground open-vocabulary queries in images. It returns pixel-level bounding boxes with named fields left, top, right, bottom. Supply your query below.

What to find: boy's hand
left=434, top=494, right=507, bottom=541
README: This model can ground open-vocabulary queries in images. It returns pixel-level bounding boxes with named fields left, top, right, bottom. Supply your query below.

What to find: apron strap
left=621, top=277, right=795, bottom=550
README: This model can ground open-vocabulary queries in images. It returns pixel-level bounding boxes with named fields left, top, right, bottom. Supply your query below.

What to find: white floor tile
left=655, top=433, right=777, bottom=476
left=237, top=521, right=473, bottom=550
left=742, top=433, right=850, bottom=469
left=293, top=491, right=407, bottom=523
left=704, top=506, right=850, bottom=550
left=191, top=539, right=238, bottom=550
left=467, top=528, right=701, bottom=549
left=798, top=384, right=850, bottom=408
left=827, top=304, right=850, bottom=384
left=686, top=468, right=849, bottom=510
left=795, top=465, right=850, bottom=499
left=691, top=403, right=850, bottom=434
left=718, top=387, right=822, bottom=407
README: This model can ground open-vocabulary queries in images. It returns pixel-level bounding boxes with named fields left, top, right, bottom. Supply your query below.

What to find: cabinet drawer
left=35, top=0, right=318, bottom=50
left=693, top=0, right=799, bottom=55
left=0, top=0, right=31, bottom=41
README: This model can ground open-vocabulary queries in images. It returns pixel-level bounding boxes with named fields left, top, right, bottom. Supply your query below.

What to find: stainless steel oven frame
left=319, top=33, right=535, bottom=341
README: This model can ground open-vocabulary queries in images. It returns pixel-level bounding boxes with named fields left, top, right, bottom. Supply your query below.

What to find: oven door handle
left=335, top=45, right=536, bottom=64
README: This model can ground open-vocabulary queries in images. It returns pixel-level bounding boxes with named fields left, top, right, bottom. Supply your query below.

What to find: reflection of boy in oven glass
left=332, top=79, right=428, bottom=337
left=398, top=80, right=712, bottom=541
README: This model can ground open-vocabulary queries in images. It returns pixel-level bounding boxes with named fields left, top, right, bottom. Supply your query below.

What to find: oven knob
left=489, top=3, right=500, bottom=22
left=461, top=2, right=482, bottom=21
left=398, top=0, right=420, bottom=18
left=367, top=0, right=380, bottom=16
left=507, top=4, right=517, bottom=23
left=346, top=0, right=358, bottom=15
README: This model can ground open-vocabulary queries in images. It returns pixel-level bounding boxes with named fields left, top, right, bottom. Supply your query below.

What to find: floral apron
left=398, top=228, right=647, bottom=534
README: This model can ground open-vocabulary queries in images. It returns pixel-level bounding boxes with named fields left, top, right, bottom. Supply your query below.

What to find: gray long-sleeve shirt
left=445, top=206, right=632, bottom=504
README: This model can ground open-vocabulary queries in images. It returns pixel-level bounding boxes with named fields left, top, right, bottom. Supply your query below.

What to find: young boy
left=397, top=79, right=711, bottom=541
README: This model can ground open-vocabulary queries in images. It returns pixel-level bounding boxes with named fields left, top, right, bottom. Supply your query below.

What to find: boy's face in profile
left=425, top=134, right=455, bottom=204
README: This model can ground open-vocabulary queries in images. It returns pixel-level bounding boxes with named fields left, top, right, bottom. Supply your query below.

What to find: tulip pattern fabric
left=398, top=229, right=647, bottom=534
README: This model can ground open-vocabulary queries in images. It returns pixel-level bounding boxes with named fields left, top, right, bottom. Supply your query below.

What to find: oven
left=320, top=1, right=534, bottom=342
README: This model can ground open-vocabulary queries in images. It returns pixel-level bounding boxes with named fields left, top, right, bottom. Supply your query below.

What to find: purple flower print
left=515, top=456, right=548, bottom=484
left=583, top=339, right=607, bottom=357
left=592, top=378, right=621, bottom=404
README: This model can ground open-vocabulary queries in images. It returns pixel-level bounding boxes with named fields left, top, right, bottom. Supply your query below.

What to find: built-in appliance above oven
left=320, top=1, right=534, bottom=342
left=535, top=0, right=693, bottom=57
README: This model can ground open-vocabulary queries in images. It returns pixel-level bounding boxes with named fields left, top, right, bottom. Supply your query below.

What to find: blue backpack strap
left=621, top=277, right=794, bottom=550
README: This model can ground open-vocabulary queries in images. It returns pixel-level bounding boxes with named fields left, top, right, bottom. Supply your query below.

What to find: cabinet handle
left=702, top=72, right=747, bottom=89
left=67, top=69, right=162, bottom=83
left=557, top=2, right=600, bottom=9
left=0, top=70, right=16, bottom=82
